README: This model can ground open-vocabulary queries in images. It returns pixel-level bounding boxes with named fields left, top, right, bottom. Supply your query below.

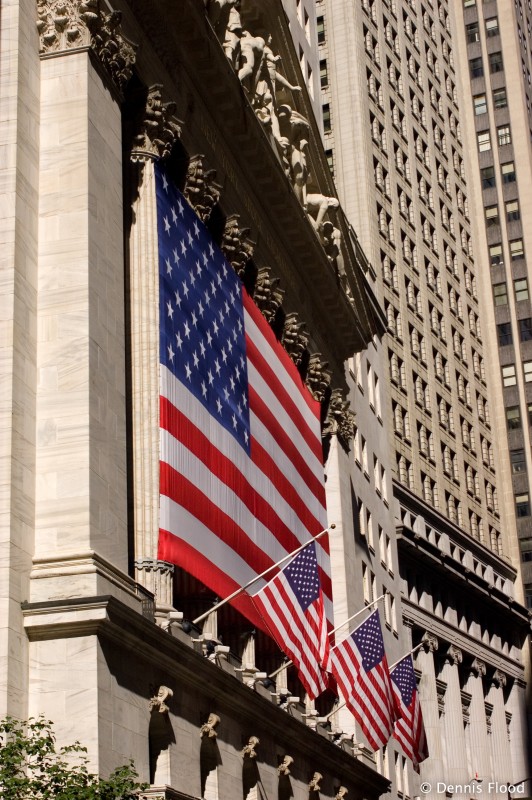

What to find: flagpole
left=388, top=641, right=425, bottom=670
left=191, top=524, right=335, bottom=626
left=319, top=699, right=347, bottom=721
left=268, top=591, right=388, bottom=679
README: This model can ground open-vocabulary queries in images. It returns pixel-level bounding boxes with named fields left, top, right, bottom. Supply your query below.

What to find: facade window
left=524, top=361, right=532, bottom=382
left=515, top=279, right=529, bottom=301
left=477, top=131, right=491, bottom=151
left=464, top=0, right=476, bottom=6
left=465, top=22, right=480, bottom=42
left=323, top=103, right=331, bottom=132
left=516, top=492, right=531, bottom=517
left=325, top=148, right=334, bottom=173
left=501, top=162, right=516, bottom=183
left=473, top=94, right=487, bottom=114
left=470, top=57, right=484, bottom=78
left=493, top=282, right=508, bottom=305
left=481, top=166, right=496, bottom=188
left=489, top=51, right=504, bottom=73
left=489, top=243, right=503, bottom=265
left=506, top=200, right=520, bottom=221
left=510, top=239, right=524, bottom=260
left=510, top=448, right=527, bottom=473
left=506, top=406, right=521, bottom=429
left=485, top=204, right=499, bottom=226
left=497, top=125, right=511, bottom=146
left=519, top=317, right=532, bottom=341
left=317, top=15, right=325, bottom=44
left=320, top=59, right=328, bottom=87
left=497, top=322, right=513, bottom=346
left=502, top=364, right=517, bottom=386
left=485, top=17, right=499, bottom=36
left=493, top=87, right=507, bottom=108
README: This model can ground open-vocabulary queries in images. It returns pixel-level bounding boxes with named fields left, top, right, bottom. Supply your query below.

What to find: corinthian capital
left=131, top=85, right=182, bottom=162
left=37, top=1, right=136, bottom=95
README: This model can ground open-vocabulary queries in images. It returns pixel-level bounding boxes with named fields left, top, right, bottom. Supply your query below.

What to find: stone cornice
left=22, top=594, right=390, bottom=796
left=402, top=598, right=525, bottom=682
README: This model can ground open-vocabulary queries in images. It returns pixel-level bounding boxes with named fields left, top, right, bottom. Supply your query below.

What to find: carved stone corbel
left=470, top=658, right=486, bottom=678
left=306, top=354, right=332, bottom=402
left=183, top=155, right=222, bottom=222
left=131, top=85, right=182, bottom=163
left=222, top=215, right=255, bottom=278
left=200, top=713, right=220, bottom=739
left=445, top=645, right=463, bottom=666
left=281, top=313, right=309, bottom=367
left=309, top=772, right=323, bottom=792
left=36, top=0, right=136, bottom=95
left=277, top=755, right=294, bottom=775
left=335, top=787, right=348, bottom=800
left=253, top=267, right=285, bottom=324
left=242, top=736, right=260, bottom=759
left=149, top=685, right=173, bottom=714
left=323, top=388, right=355, bottom=452
left=421, top=631, right=439, bottom=653
left=492, top=669, right=507, bottom=688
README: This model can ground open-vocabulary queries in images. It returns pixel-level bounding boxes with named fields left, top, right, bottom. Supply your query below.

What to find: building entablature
left=22, top=594, right=390, bottom=800
left=403, top=600, right=526, bottom=685
left=114, top=0, right=385, bottom=373
left=394, top=482, right=524, bottom=602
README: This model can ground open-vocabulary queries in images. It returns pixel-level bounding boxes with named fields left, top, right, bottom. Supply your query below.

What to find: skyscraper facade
left=315, top=0, right=531, bottom=792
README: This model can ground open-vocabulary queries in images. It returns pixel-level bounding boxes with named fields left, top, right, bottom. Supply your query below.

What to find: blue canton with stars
left=156, top=163, right=250, bottom=453
left=352, top=610, right=386, bottom=672
left=284, top=543, right=321, bottom=611
left=391, top=657, right=416, bottom=706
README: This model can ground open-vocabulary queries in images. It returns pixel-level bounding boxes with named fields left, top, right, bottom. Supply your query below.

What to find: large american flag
left=250, top=542, right=330, bottom=699
left=330, top=609, right=396, bottom=750
left=390, top=655, right=428, bottom=770
left=154, top=164, right=331, bottom=630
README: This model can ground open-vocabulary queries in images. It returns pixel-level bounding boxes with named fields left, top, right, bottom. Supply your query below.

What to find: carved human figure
left=278, top=106, right=311, bottom=204
left=222, top=2, right=243, bottom=67
left=306, top=193, right=340, bottom=230
left=207, top=0, right=238, bottom=37
left=238, top=30, right=266, bottom=91
left=254, top=36, right=301, bottom=140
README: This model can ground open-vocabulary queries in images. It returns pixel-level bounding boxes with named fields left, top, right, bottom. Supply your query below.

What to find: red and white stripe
left=251, top=568, right=330, bottom=699
left=158, top=288, right=331, bottom=628
left=392, top=685, right=427, bottom=769
left=331, top=636, right=396, bottom=750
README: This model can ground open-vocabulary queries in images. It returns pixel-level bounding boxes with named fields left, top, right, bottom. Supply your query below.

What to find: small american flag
left=390, top=655, right=428, bottom=770
left=250, top=542, right=330, bottom=699
left=154, top=164, right=331, bottom=631
left=330, top=609, right=396, bottom=750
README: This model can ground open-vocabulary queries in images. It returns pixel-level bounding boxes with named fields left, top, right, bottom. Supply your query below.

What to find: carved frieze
left=183, top=155, right=222, bottom=222
left=323, top=388, right=355, bottom=452
left=253, top=267, right=285, bottom=324
left=37, top=0, right=136, bottom=94
left=221, top=214, right=255, bottom=278
left=281, top=312, right=309, bottom=367
left=305, top=353, right=332, bottom=403
left=131, top=85, right=182, bottom=163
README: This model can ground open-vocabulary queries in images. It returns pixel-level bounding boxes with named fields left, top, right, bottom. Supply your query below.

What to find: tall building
left=316, top=0, right=531, bottom=793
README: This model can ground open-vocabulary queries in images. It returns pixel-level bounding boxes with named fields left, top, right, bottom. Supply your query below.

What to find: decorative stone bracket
left=242, top=736, right=260, bottom=759
left=149, top=685, right=173, bottom=714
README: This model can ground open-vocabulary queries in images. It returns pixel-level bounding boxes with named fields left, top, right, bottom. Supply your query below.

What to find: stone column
left=129, top=86, right=181, bottom=611
left=416, top=634, right=444, bottom=787
left=487, top=671, right=512, bottom=795
left=33, top=1, right=136, bottom=602
left=463, top=659, right=491, bottom=783
left=440, top=646, right=469, bottom=795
